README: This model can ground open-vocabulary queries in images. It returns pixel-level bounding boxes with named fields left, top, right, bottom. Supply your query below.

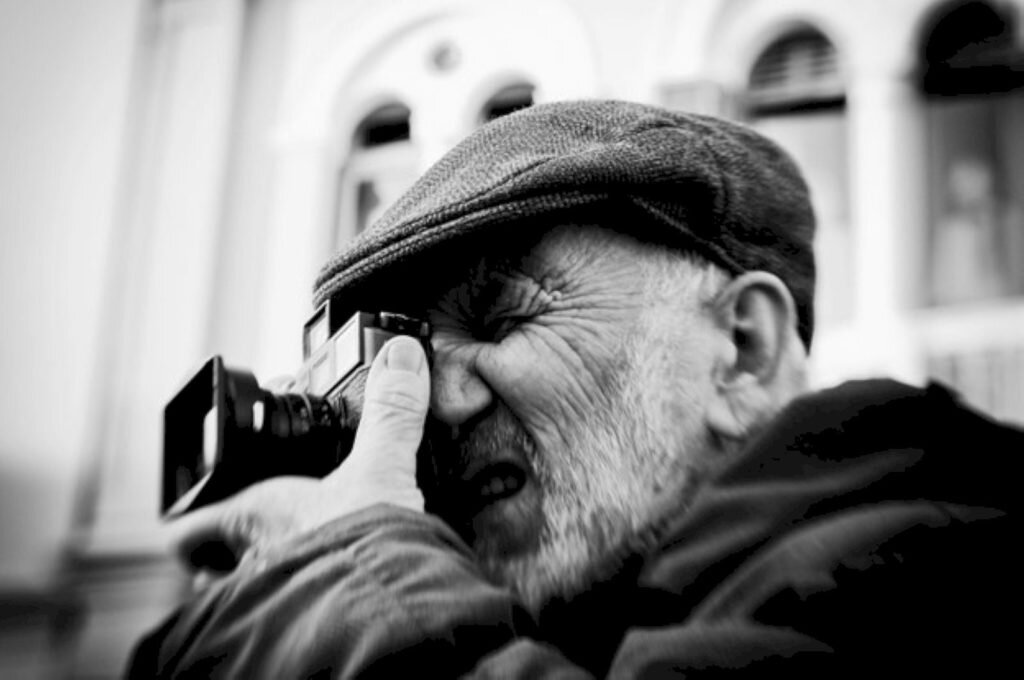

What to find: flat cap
left=314, top=99, right=816, bottom=346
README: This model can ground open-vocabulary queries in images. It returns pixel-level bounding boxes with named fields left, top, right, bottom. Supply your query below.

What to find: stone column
left=86, top=0, right=247, bottom=551
left=843, top=70, right=929, bottom=382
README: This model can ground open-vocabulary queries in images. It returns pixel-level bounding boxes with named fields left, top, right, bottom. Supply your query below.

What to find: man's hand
left=167, top=336, right=430, bottom=580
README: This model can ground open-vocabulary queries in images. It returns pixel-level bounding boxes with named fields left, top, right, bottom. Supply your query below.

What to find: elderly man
left=130, top=101, right=1018, bottom=678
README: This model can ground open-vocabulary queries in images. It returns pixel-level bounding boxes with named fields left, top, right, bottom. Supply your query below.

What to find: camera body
left=162, top=301, right=433, bottom=518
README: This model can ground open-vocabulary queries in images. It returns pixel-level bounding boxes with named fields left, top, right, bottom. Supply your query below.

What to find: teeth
left=479, top=475, right=521, bottom=498
left=488, top=477, right=505, bottom=496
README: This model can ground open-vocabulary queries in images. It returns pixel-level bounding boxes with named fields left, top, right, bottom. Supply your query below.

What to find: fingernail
left=385, top=337, right=425, bottom=374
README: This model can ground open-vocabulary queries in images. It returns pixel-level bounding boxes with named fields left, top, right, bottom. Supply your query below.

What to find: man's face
left=426, top=224, right=723, bottom=611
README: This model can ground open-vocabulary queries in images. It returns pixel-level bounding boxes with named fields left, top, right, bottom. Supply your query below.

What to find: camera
left=162, top=301, right=436, bottom=518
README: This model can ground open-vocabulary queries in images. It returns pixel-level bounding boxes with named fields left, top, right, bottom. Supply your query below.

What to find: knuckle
left=364, top=387, right=428, bottom=416
left=224, top=511, right=263, bottom=546
left=355, top=413, right=426, bottom=452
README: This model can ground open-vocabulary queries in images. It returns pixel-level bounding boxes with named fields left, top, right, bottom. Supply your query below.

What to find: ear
left=705, top=271, right=805, bottom=442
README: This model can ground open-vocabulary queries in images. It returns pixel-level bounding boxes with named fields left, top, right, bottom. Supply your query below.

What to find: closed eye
left=479, top=314, right=532, bottom=342
left=431, top=268, right=559, bottom=343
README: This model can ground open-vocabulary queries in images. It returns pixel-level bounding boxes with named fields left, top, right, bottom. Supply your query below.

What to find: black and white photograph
left=1, top=0, right=1021, bottom=677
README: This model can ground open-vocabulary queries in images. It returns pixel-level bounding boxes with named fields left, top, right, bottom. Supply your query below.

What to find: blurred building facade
left=2, top=0, right=1022, bottom=676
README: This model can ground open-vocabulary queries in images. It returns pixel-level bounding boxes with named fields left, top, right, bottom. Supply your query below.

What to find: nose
left=430, top=344, right=493, bottom=427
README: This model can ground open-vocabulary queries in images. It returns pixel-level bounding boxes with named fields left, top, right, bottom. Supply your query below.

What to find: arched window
left=919, top=1, right=1024, bottom=307
left=918, top=2, right=1024, bottom=426
left=479, top=83, right=534, bottom=124
left=335, top=103, right=418, bottom=246
left=746, top=27, right=851, bottom=327
left=355, top=102, right=411, bottom=146
left=921, top=0, right=1024, bottom=95
left=748, top=29, right=844, bottom=115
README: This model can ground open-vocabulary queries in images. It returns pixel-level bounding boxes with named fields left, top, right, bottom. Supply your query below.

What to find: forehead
left=358, top=222, right=669, bottom=324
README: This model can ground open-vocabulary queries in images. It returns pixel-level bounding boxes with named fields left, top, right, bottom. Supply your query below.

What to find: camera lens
left=250, top=389, right=350, bottom=478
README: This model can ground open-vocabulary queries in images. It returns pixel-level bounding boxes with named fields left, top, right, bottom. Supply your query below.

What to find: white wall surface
left=0, top=0, right=141, bottom=586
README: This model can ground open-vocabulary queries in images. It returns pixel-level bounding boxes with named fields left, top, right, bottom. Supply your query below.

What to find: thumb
left=337, top=336, right=430, bottom=495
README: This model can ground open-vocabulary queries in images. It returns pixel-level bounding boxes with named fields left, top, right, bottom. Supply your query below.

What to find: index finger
left=164, top=501, right=260, bottom=573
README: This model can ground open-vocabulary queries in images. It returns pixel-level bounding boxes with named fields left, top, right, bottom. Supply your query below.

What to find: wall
left=0, top=0, right=142, bottom=589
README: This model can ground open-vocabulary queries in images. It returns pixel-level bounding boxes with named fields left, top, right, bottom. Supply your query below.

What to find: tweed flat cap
left=314, top=99, right=816, bottom=346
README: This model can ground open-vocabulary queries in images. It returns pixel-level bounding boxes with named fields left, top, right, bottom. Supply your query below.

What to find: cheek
left=476, top=329, right=615, bottom=447
left=636, top=330, right=719, bottom=451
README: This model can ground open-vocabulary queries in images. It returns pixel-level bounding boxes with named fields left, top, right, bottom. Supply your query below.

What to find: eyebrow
left=487, top=272, right=562, bottom=317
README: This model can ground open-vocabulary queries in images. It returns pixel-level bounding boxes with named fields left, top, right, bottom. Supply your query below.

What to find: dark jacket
left=129, top=380, right=1021, bottom=678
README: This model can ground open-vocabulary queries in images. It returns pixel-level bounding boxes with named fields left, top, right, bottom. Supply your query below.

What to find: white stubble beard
left=475, top=323, right=713, bottom=614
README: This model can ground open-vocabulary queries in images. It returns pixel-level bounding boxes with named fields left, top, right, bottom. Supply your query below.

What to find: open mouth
left=465, top=461, right=527, bottom=507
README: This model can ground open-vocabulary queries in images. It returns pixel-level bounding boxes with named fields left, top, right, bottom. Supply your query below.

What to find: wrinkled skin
left=169, top=224, right=731, bottom=615
left=425, top=224, right=723, bottom=611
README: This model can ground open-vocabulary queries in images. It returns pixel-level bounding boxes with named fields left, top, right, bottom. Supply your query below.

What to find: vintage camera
left=162, top=301, right=436, bottom=518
